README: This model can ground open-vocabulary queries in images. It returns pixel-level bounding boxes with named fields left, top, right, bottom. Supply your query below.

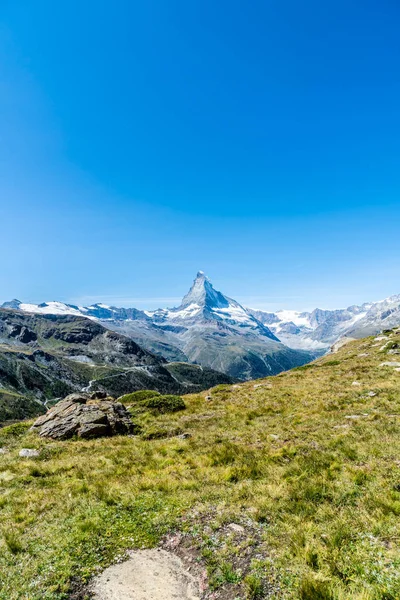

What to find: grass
left=1, top=330, right=400, bottom=598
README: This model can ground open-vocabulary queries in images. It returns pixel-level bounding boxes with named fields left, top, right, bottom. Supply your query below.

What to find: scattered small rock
left=19, top=448, right=40, bottom=458
left=352, top=381, right=362, bottom=387
left=177, top=433, right=191, bottom=440
left=0, top=448, right=9, bottom=455
left=344, top=414, right=368, bottom=420
left=269, top=434, right=279, bottom=440
left=380, top=362, right=400, bottom=368
left=227, top=523, right=245, bottom=534
left=358, top=353, right=369, bottom=357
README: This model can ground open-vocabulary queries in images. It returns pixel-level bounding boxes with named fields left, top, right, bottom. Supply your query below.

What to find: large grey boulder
left=32, top=392, right=135, bottom=440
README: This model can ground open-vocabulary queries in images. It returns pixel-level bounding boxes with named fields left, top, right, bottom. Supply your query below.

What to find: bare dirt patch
left=90, top=548, right=201, bottom=600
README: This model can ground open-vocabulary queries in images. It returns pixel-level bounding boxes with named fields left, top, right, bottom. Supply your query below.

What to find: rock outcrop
left=32, top=392, right=136, bottom=440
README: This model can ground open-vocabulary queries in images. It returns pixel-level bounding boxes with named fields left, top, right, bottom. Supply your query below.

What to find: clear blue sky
left=1, top=0, right=399, bottom=311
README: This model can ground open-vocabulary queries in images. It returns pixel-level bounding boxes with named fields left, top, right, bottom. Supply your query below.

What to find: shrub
left=244, top=573, right=264, bottom=599
left=118, top=390, right=160, bottom=404
left=298, top=576, right=334, bottom=600
left=141, top=426, right=183, bottom=440
left=0, top=422, right=31, bottom=440
left=3, top=530, right=24, bottom=554
left=210, top=441, right=239, bottom=466
left=211, top=384, right=232, bottom=394
left=142, top=395, right=186, bottom=414
left=321, top=360, right=341, bottom=367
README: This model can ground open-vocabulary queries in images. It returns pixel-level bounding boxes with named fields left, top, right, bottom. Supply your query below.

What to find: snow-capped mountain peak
left=154, top=272, right=278, bottom=340
left=180, top=271, right=230, bottom=310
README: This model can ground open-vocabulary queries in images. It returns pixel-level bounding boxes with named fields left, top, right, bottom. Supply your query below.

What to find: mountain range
left=3, top=272, right=400, bottom=384
left=248, top=293, right=400, bottom=350
left=2, top=273, right=314, bottom=381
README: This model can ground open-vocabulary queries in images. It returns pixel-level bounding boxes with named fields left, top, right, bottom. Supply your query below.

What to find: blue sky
left=0, top=0, right=399, bottom=311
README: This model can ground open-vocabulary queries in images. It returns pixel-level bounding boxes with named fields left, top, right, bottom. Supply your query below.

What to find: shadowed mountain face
left=0, top=309, right=233, bottom=421
left=2, top=273, right=314, bottom=381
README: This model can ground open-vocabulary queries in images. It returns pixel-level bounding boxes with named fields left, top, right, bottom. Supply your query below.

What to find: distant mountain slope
left=248, top=294, right=400, bottom=351
left=0, top=309, right=232, bottom=421
left=2, top=273, right=315, bottom=380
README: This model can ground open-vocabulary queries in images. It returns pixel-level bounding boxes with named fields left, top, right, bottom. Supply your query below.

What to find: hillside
left=1, top=328, right=400, bottom=598
left=0, top=309, right=232, bottom=421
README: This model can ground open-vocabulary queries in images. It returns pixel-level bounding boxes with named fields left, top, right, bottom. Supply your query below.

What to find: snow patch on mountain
left=19, top=302, right=84, bottom=317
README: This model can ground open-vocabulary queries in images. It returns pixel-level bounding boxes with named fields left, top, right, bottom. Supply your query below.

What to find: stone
left=78, top=423, right=111, bottom=439
left=19, top=448, right=40, bottom=458
left=227, top=523, right=245, bottom=534
left=39, top=419, right=79, bottom=440
left=79, top=408, right=108, bottom=425
left=32, top=393, right=135, bottom=440
left=380, top=362, right=400, bottom=368
left=90, top=391, right=108, bottom=400
left=63, top=392, right=90, bottom=404
left=352, top=381, right=361, bottom=386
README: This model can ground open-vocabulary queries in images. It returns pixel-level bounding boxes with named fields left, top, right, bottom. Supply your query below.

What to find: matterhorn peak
left=180, top=272, right=230, bottom=309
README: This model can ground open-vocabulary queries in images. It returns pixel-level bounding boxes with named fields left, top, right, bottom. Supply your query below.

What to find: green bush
left=320, top=360, right=341, bottom=367
left=0, top=422, right=31, bottom=440
left=142, top=394, right=186, bottom=414
left=298, top=576, right=334, bottom=600
left=118, top=390, right=160, bottom=404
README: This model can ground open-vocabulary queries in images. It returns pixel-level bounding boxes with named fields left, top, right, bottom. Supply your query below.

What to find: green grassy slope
left=1, top=329, right=400, bottom=599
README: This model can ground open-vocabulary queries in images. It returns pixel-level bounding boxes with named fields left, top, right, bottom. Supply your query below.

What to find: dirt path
left=91, top=548, right=201, bottom=600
